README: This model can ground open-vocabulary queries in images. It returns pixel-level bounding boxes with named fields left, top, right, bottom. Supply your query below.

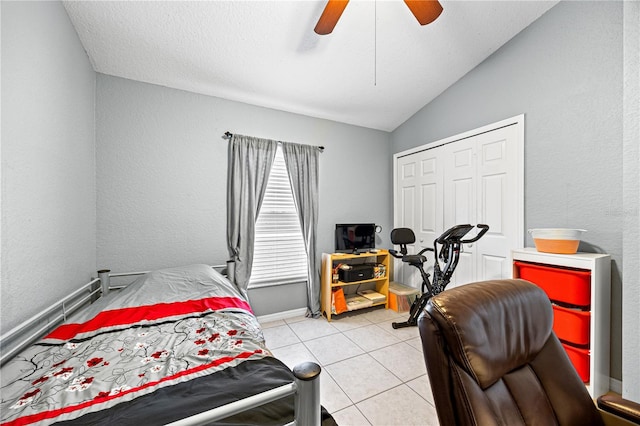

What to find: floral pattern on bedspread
left=1, top=307, right=270, bottom=426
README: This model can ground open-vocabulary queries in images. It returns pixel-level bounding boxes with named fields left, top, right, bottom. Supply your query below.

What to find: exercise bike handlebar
left=436, top=224, right=489, bottom=245
left=461, top=224, right=490, bottom=244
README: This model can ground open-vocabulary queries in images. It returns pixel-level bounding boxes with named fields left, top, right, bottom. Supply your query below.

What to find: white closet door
left=395, top=149, right=444, bottom=289
left=415, top=149, right=444, bottom=285
left=443, top=138, right=477, bottom=288
left=394, top=116, right=524, bottom=290
left=415, top=150, right=444, bottom=251
left=476, top=124, right=521, bottom=280
left=395, top=154, right=420, bottom=288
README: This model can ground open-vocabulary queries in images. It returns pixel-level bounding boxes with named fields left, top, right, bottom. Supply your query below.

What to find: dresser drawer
left=562, top=343, right=590, bottom=383
left=553, top=304, right=590, bottom=346
left=514, top=261, right=591, bottom=307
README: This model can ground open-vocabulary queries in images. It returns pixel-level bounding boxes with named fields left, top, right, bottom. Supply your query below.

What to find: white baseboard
left=610, top=377, right=622, bottom=394
left=256, top=307, right=308, bottom=324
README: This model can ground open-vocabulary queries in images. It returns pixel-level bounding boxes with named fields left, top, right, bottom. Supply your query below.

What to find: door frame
left=393, top=113, right=525, bottom=249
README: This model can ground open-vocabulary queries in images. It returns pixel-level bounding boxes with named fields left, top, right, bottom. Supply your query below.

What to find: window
left=249, top=145, right=308, bottom=288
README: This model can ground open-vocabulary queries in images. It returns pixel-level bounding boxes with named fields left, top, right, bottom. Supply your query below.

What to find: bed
left=1, top=264, right=335, bottom=425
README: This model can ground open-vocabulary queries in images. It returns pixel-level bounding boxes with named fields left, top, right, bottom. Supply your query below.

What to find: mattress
left=1, top=264, right=335, bottom=425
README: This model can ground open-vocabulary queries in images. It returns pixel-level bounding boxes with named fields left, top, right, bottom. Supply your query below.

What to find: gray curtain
left=226, top=134, right=277, bottom=298
left=281, top=142, right=321, bottom=317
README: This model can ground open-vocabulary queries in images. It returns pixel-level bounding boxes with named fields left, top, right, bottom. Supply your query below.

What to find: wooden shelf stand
left=321, top=250, right=391, bottom=321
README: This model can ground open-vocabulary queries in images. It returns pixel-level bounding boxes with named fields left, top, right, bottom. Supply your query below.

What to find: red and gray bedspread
left=1, top=264, right=307, bottom=425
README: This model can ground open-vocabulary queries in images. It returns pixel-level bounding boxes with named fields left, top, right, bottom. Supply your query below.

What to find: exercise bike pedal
left=391, top=320, right=415, bottom=329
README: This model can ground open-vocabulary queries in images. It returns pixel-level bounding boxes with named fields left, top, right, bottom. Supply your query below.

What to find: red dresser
left=512, top=248, right=610, bottom=398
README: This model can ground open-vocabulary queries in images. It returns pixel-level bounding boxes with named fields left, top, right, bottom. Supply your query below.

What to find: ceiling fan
left=314, top=0, right=443, bottom=35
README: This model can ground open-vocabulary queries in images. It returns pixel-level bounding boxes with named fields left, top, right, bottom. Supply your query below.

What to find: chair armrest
left=598, top=394, right=640, bottom=425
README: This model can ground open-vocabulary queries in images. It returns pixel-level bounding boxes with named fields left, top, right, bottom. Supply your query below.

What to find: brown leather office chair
left=418, top=279, right=640, bottom=426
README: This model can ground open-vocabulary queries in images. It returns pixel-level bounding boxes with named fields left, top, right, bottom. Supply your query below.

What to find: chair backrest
left=418, top=279, right=604, bottom=426
left=390, top=228, right=415, bottom=256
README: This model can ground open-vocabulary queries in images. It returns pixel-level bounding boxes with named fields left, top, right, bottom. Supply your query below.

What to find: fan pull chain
left=374, top=0, right=377, bottom=86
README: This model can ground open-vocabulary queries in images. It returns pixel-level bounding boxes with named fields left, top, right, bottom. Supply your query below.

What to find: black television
left=335, top=223, right=376, bottom=253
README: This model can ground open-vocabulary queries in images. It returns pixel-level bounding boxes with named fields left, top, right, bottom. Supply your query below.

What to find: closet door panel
left=396, top=155, right=421, bottom=288
left=413, top=150, right=443, bottom=288
left=401, top=186, right=416, bottom=229
left=444, top=139, right=477, bottom=285
left=482, top=175, right=504, bottom=234
left=417, top=150, right=443, bottom=249
left=449, top=251, right=474, bottom=289
left=421, top=184, right=437, bottom=235
left=476, top=125, right=520, bottom=279
left=444, top=140, right=476, bottom=227
left=482, top=255, right=506, bottom=281
left=452, top=178, right=474, bottom=225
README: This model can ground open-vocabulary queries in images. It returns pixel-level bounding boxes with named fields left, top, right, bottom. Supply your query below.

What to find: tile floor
left=259, top=307, right=440, bottom=426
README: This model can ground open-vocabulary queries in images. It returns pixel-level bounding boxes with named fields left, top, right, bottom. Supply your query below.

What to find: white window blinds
left=249, top=145, right=308, bottom=288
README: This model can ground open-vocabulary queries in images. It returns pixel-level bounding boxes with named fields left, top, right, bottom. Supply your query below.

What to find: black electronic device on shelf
left=338, top=264, right=375, bottom=282
left=335, top=223, right=376, bottom=254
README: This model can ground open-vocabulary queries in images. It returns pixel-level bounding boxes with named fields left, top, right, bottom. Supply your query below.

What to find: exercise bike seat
left=389, top=228, right=429, bottom=265
left=402, top=254, right=427, bottom=265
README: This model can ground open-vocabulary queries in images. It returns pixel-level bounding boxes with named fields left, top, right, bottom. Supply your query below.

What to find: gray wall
left=96, top=74, right=391, bottom=316
left=391, top=1, right=624, bottom=381
left=1, top=1, right=96, bottom=332
left=622, top=0, right=640, bottom=402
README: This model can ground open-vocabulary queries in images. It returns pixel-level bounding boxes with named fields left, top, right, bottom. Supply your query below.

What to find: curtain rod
left=223, top=131, right=324, bottom=152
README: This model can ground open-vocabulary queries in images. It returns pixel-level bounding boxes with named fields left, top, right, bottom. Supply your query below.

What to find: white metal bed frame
left=0, top=267, right=322, bottom=426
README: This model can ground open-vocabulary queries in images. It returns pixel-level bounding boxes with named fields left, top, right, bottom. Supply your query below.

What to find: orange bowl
left=533, top=238, right=580, bottom=254
left=528, top=229, right=586, bottom=254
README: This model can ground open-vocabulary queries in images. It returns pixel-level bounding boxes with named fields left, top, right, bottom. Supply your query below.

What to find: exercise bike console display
left=389, top=224, right=489, bottom=329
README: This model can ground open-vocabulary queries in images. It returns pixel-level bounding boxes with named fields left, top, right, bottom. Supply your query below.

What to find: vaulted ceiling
left=63, top=1, right=558, bottom=131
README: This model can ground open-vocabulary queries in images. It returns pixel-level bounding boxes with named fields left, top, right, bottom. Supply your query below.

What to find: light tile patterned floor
left=260, top=307, right=440, bottom=426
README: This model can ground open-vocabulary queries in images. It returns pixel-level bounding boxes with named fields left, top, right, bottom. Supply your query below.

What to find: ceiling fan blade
left=314, top=0, right=349, bottom=35
left=404, top=0, right=443, bottom=26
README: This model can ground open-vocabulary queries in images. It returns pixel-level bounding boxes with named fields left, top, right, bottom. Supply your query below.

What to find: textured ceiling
left=63, top=1, right=558, bottom=131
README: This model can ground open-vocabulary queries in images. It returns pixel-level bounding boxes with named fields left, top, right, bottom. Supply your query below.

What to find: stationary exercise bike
left=389, top=224, right=489, bottom=329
